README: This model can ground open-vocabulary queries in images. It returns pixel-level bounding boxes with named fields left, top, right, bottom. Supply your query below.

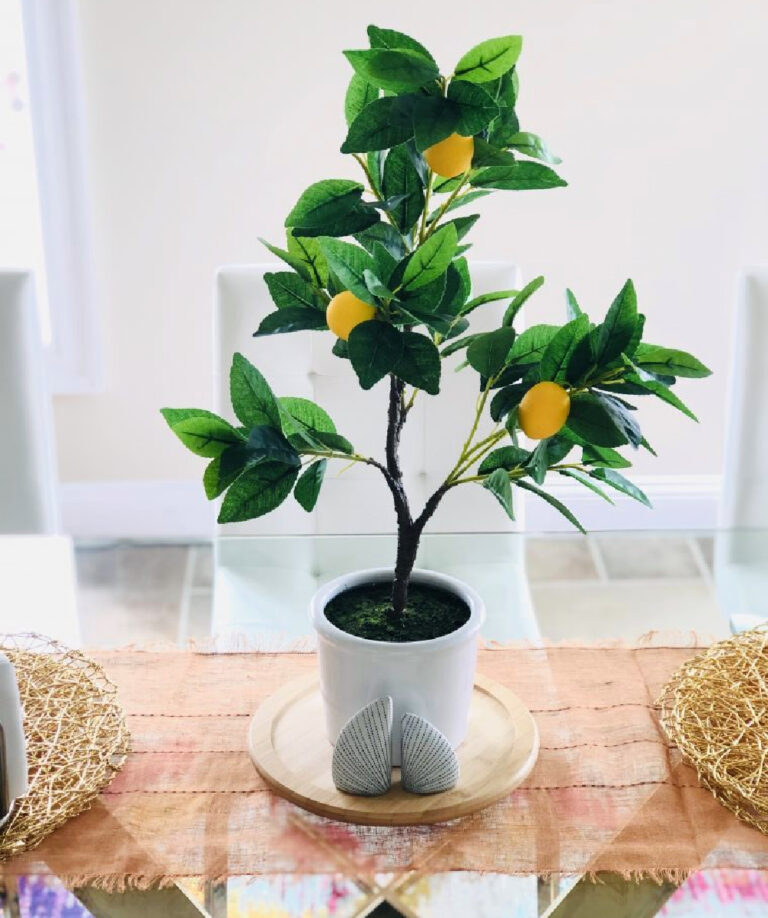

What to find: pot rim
left=310, top=567, right=486, bottom=652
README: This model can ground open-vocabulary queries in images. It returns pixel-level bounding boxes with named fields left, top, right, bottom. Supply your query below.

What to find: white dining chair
left=0, top=271, right=80, bottom=644
left=0, top=271, right=60, bottom=533
left=211, top=262, right=539, bottom=643
left=716, top=268, right=768, bottom=631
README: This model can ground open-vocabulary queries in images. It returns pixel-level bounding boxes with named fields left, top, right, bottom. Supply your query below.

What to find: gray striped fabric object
left=331, top=696, right=393, bottom=796
left=400, top=712, right=460, bottom=794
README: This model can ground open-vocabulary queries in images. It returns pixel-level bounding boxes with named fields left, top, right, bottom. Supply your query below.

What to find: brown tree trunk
left=384, top=375, right=454, bottom=619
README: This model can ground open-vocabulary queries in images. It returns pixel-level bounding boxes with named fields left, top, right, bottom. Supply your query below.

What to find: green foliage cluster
left=162, top=25, right=711, bottom=534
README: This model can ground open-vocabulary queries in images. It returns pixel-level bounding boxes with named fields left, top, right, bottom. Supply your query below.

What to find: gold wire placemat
left=0, top=634, right=130, bottom=859
left=659, top=625, right=768, bottom=835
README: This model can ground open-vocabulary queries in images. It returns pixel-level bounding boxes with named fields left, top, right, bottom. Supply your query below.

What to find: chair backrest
left=719, top=269, right=768, bottom=531
left=0, top=272, right=59, bottom=533
left=214, top=262, right=522, bottom=536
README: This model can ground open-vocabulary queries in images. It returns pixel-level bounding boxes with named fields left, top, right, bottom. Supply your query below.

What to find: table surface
left=3, top=529, right=768, bottom=918
left=11, top=528, right=765, bottom=649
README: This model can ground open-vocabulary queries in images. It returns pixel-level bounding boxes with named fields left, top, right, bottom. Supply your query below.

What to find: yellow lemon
left=326, top=291, right=376, bottom=341
left=423, top=133, right=475, bottom=179
left=518, top=382, right=571, bottom=440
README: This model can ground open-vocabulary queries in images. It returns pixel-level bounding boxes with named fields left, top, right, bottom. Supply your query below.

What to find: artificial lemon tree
left=163, top=26, right=711, bottom=618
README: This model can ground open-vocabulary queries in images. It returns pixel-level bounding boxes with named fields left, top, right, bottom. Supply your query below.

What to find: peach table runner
left=4, top=641, right=768, bottom=890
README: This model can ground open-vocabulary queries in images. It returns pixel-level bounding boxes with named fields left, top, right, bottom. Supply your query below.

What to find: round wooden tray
left=248, top=673, right=539, bottom=826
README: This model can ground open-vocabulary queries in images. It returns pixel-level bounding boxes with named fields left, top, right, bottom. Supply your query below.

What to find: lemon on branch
left=424, top=133, right=474, bottom=179
left=326, top=291, right=376, bottom=341
left=518, top=381, right=571, bottom=440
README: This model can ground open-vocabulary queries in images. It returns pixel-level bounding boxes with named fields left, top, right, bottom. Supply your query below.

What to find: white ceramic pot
left=310, top=567, right=485, bottom=766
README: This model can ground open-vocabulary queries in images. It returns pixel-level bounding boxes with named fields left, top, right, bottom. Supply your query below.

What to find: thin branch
left=423, top=172, right=471, bottom=241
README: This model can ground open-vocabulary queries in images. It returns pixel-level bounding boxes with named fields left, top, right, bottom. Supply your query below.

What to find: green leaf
left=467, top=327, right=516, bottom=377
left=441, top=332, right=482, bottom=358
left=482, top=468, right=515, bottom=519
left=304, top=430, right=354, bottom=455
left=461, top=288, right=518, bottom=315
left=487, top=71, right=520, bottom=146
left=398, top=271, right=447, bottom=315
left=355, top=222, right=406, bottom=260
left=620, top=369, right=698, bottom=421
left=507, top=322, right=558, bottom=362
left=632, top=344, right=712, bottom=378
left=285, top=179, right=364, bottom=233
left=566, top=393, right=628, bottom=447
left=229, top=353, right=281, bottom=428
left=446, top=80, right=499, bottom=134
left=348, top=320, right=404, bottom=389
left=558, top=468, right=614, bottom=504
left=589, top=468, right=651, bottom=507
left=595, top=279, right=637, bottom=366
left=363, top=269, right=392, bottom=299
left=581, top=444, right=631, bottom=469
left=540, top=314, right=590, bottom=383
left=367, top=25, right=436, bottom=66
left=441, top=257, right=471, bottom=314
left=253, top=307, right=328, bottom=337
left=394, top=331, right=441, bottom=394
left=294, top=459, right=327, bottom=512
left=218, top=461, right=299, bottom=523
left=525, top=440, right=549, bottom=485
left=287, top=236, right=329, bottom=287
left=565, top=288, right=582, bottom=320
left=412, top=96, right=461, bottom=152
left=371, top=242, right=398, bottom=283
left=545, top=434, right=574, bottom=464
left=317, top=239, right=377, bottom=305
left=506, top=132, right=561, bottom=164
left=598, top=392, right=643, bottom=447
left=471, top=137, right=517, bottom=168
left=247, top=425, right=301, bottom=467
left=203, top=448, right=254, bottom=499
left=514, top=478, right=586, bottom=533
left=367, top=149, right=384, bottom=196
left=264, top=272, right=327, bottom=311
left=401, top=224, right=458, bottom=291
left=344, top=74, right=378, bottom=126
left=278, top=397, right=336, bottom=439
left=428, top=190, right=491, bottom=221
left=503, top=276, right=545, bottom=326
left=344, top=48, right=439, bottom=93
left=161, top=408, right=244, bottom=458
left=258, top=238, right=313, bottom=282
left=382, top=144, right=425, bottom=234
left=490, top=382, right=531, bottom=422
left=472, top=162, right=567, bottom=190
left=478, top=445, right=530, bottom=473
left=331, top=338, right=349, bottom=359
left=293, top=204, right=380, bottom=239
left=444, top=213, right=480, bottom=243
left=454, top=36, right=523, bottom=84
left=341, top=95, right=416, bottom=153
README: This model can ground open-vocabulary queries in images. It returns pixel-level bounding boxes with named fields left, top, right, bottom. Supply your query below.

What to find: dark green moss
left=325, top=580, right=470, bottom=642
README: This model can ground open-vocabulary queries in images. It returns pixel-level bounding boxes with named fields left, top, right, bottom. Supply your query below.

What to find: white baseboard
left=60, top=480, right=214, bottom=540
left=523, top=474, right=721, bottom=532
left=60, top=475, right=722, bottom=540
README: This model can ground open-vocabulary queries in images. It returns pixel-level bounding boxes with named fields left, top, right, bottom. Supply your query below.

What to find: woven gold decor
left=0, top=634, right=130, bottom=859
left=658, top=625, right=768, bottom=835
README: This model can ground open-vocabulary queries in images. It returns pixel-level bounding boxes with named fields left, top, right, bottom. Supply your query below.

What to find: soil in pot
left=324, top=581, right=470, bottom=642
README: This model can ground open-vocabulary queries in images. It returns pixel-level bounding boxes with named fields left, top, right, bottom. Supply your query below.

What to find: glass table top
left=3, top=528, right=766, bottom=649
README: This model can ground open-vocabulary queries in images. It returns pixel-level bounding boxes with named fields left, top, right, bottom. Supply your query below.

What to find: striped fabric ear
left=331, top=697, right=393, bottom=796
left=400, top=712, right=459, bottom=794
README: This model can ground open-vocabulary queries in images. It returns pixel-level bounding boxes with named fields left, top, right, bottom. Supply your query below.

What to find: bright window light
left=0, top=0, right=50, bottom=343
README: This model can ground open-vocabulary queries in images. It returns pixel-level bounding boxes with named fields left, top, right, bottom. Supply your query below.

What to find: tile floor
left=72, top=533, right=727, bottom=648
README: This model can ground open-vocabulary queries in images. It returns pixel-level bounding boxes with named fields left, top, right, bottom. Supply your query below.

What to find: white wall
left=56, top=0, right=768, bottom=525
